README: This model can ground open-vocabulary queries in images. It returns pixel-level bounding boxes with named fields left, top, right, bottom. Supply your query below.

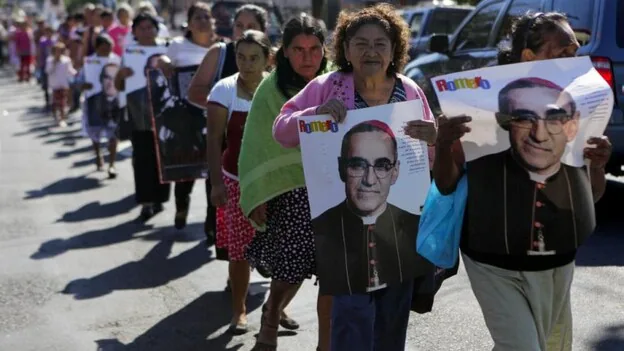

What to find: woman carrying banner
left=238, top=15, right=332, bottom=351
left=272, top=4, right=437, bottom=350
left=114, top=12, right=171, bottom=221
left=206, top=30, right=271, bottom=336
left=78, top=34, right=121, bottom=178
left=432, top=12, right=612, bottom=350
left=187, top=4, right=267, bottom=253
left=156, top=2, right=215, bottom=231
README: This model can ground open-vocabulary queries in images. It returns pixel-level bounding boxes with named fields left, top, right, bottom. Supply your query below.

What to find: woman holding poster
left=272, top=4, right=436, bottom=350
left=432, top=12, right=612, bottom=350
left=156, top=2, right=215, bottom=231
left=114, top=12, right=170, bottom=222
left=206, top=30, right=270, bottom=336
left=80, top=34, right=122, bottom=178
left=238, top=15, right=332, bottom=351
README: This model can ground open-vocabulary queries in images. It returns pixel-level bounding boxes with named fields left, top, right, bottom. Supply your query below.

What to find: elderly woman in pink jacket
left=272, top=4, right=437, bottom=351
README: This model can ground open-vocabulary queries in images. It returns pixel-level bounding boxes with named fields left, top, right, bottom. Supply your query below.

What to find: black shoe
left=139, top=205, right=154, bottom=222
left=153, top=203, right=164, bottom=214
left=174, top=210, right=188, bottom=230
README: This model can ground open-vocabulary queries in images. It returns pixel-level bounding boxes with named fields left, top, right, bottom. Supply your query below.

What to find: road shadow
left=24, top=175, right=103, bottom=199
left=93, top=284, right=268, bottom=351
left=57, top=194, right=136, bottom=223
left=576, top=180, right=624, bottom=267
left=61, top=239, right=212, bottom=300
left=71, top=152, right=131, bottom=169
left=590, top=324, right=624, bottom=351
left=31, top=219, right=154, bottom=259
left=54, top=144, right=93, bottom=159
left=11, top=122, right=56, bottom=137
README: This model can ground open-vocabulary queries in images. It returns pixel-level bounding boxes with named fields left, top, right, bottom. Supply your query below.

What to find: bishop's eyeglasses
left=340, top=157, right=396, bottom=179
left=502, top=108, right=574, bottom=135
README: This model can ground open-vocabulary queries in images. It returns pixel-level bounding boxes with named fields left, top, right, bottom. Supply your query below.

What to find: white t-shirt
left=166, top=36, right=210, bottom=67
left=206, top=73, right=252, bottom=180
left=46, top=55, right=77, bottom=89
left=207, top=73, right=252, bottom=121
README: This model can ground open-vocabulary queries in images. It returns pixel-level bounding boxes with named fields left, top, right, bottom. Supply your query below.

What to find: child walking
left=79, top=34, right=122, bottom=178
left=46, top=42, right=76, bottom=127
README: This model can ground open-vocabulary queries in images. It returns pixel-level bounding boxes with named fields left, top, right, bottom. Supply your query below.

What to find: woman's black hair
left=234, top=4, right=268, bottom=33
left=235, top=29, right=271, bottom=58
left=132, top=12, right=159, bottom=33
left=498, top=12, right=568, bottom=65
left=184, top=2, right=212, bottom=40
left=95, top=33, right=114, bottom=48
left=275, top=14, right=328, bottom=99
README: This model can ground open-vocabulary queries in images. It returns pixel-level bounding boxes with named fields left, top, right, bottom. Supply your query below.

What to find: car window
left=454, top=1, right=505, bottom=51
left=426, top=9, right=471, bottom=36
left=496, top=0, right=544, bottom=44
left=409, top=13, right=424, bottom=38
left=552, top=0, right=595, bottom=46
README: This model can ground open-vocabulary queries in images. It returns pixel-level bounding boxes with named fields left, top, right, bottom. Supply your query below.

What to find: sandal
left=262, top=304, right=300, bottom=330
left=227, top=320, right=249, bottom=335
left=251, top=311, right=278, bottom=351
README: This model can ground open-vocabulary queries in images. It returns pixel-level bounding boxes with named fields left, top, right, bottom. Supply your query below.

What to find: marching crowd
left=1, top=2, right=615, bottom=351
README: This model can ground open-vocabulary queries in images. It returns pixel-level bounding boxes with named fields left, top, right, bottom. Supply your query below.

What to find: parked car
left=211, top=0, right=284, bottom=44
left=399, top=5, right=473, bottom=60
left=404, top=0, right=624, bottom=176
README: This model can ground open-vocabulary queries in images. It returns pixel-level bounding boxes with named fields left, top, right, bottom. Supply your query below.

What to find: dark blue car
left=404, top=0, right=624, bottom=176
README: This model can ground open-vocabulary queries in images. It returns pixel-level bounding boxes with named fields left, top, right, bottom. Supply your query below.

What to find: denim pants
left=330, top=280, right=414, bottom=351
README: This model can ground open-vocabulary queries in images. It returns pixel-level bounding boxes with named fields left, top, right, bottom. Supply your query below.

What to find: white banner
left=84, top=56, right=122, bottom=127
left=298, top=100, right=431, bottom=294
left=123, top=45, right=167, bottom=94
left=432, top=57, right=614, bottom=167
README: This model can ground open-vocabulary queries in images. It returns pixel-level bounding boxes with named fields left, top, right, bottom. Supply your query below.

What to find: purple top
left=39, top=37, right=54, bottom=68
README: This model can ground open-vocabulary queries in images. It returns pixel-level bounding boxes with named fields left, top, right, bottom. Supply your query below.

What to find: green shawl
left=238, top=68, right=327, bottom=229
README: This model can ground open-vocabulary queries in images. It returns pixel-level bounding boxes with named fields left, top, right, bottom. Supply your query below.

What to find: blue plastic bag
left=416, top=174, right=468, bottom=268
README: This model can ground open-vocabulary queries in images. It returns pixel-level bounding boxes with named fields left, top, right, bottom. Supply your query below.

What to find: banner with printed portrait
left=123, top=45, right=167, bottom=131
left=432, top=57, right=613, bottom=166
left=298, top=100, right=432, bottom=295
left=147, top=68, right=208, bottom=183
left=84, top=56, right=122, bottom=128
left=431, top=56, right=614, bottom=256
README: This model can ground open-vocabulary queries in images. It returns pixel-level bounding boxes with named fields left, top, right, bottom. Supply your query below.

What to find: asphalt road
left=0, top=67, right=623, bottom=351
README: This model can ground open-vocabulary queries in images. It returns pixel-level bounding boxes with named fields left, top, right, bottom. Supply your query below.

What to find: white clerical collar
left=346, top=202, right=387, bottom=224
left=528, top=164, right=560, bottom=183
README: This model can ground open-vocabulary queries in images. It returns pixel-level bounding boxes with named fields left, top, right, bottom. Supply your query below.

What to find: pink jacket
left=272, top=71, right=435, bottom=148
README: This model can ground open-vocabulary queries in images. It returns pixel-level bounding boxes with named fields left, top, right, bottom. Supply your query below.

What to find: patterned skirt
left=216, top=174, right=256, bottom=261
left=245, top=187, right=316, bottom=284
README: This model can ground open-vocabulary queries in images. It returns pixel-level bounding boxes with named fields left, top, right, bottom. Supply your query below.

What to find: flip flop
left=227, top=321, right=249, bottom=335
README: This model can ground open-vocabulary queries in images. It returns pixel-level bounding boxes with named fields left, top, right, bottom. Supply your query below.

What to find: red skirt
left=216, top=174, right=256, bottom=261
left=52, top=89, right=68, bottom=109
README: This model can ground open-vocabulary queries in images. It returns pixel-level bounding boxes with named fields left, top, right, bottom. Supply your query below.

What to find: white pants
left=463, top=254, right=574, bottom=351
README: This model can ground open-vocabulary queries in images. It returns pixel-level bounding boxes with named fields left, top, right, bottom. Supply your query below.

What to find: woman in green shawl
left=238, top=15, right=332, bottom=351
